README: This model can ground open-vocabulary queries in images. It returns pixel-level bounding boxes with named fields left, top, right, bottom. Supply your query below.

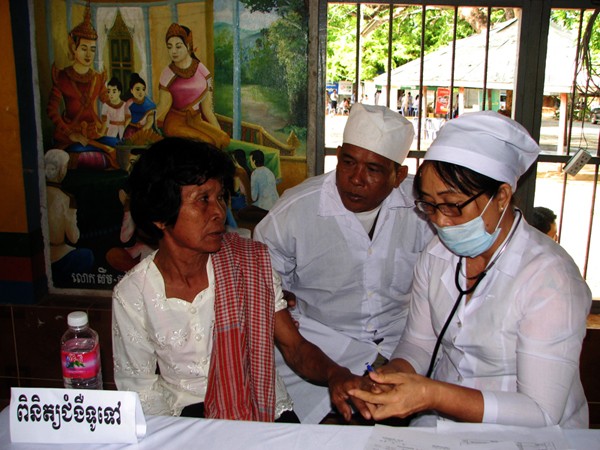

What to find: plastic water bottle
left=61, top=311, right=103, bottom=390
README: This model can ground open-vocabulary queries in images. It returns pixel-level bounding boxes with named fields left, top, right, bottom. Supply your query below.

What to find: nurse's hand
left=328, top=370, right=380, bottom=421
left=348, top=371, right=435, bottom=420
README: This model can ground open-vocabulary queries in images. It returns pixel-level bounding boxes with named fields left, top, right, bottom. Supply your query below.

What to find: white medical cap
left=343, top=103, right=414, bottom=164
left=425, top=111, right=540, bottom=190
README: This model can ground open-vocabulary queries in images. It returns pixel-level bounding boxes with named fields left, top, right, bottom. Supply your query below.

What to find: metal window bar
left=323, top=1, right=599, bottom=298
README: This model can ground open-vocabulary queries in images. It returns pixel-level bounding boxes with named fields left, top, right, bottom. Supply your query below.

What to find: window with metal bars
left=312, top=1, right=600, bottom=301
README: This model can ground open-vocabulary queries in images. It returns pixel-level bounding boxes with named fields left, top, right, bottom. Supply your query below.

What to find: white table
left=1, top=407, right=599, bottom=449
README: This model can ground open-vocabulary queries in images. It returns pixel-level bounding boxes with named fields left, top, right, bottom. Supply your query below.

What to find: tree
left=239, top=0, right=308, bottom=125
left=326, top=6, right=520, bottom=84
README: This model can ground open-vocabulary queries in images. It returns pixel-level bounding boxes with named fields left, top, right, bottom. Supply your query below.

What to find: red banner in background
left=435, top=87, right=450, bottom=115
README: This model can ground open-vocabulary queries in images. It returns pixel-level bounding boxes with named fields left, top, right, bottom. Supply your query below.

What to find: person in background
left=531, top=206, right=558, bottom=241
left=350, top=111, right=591, bottom=429
left=254, top=104, right=434, bottom=423
left=230, top=149, right=252, bottom=211
left=237, top=149, right=279, bottom=223
left=112, top=137, right=367, bottom=421
left=250, top=150, right=279, bottom=210
left=330, top=89, right=338, bottom=116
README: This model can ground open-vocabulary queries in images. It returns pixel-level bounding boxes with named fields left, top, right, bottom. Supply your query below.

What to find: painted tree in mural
left=215, top=0, right=308, bottom=125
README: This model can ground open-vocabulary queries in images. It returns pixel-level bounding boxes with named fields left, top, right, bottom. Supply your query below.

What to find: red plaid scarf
left=204, top=233, right=276, bottom=421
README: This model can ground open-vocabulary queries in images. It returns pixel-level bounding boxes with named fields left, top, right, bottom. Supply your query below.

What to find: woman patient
left=350, top=111, right=591, bottom=428
left=112, top=137, right=366, bottom=421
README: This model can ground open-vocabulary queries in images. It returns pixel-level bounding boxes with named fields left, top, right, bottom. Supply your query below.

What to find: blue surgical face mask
left=434, top=196, right=507, bottom=258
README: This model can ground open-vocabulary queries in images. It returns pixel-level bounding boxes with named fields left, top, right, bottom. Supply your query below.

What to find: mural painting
left=35, top=0, right=308, bottom=291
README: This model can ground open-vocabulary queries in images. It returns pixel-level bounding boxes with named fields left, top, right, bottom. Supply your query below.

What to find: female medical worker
left=351, top=111, right=591, bottom=428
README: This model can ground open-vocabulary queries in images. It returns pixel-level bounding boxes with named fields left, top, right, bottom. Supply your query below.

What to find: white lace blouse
left=112, top=251, right=294, bottom=418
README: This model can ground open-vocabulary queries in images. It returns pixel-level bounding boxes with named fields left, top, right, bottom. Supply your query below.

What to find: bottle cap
left=67, top=311, right=89, bottom=327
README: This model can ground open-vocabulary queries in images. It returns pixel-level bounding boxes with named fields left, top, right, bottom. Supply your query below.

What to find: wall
left=0, top=1, right=47, bottom=305
left=0, top=299, right=114, bottom=410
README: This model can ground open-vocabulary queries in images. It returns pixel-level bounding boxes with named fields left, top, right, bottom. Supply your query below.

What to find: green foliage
left=245, top=30, right=284, bottom=86
left=216, top=0, right=308, bottom=126
left=267, top=11, right=308, bottom=124
left=326, top=6, right=518, bottom=84
left=551, top=9, right=600, bottom=63
left=327, top=4, right=358, bottom=82
left=214, top=27, right=234, bottom=83
left=239, top=0, right=305, bottom=17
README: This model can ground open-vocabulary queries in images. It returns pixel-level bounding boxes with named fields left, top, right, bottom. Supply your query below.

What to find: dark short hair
left=414, top=160, right=503, bottom=199
left=128, top=137, right=234, bottom=244
left=531, top=206, right=557, bottom=234
left=107, top=76, right=122, bottom=92
left=250, top=149, right=265, bottom=166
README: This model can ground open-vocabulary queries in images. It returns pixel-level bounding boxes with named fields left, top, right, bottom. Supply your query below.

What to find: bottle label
left=61, top=342, right=100, bottom=379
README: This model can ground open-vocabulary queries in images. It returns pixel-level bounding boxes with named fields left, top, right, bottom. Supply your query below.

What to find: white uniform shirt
left=254, top=171, right=434, bottom=422
left=112, top=252, right=293, bottom=418
left=393, top=216, right=591, bottom=428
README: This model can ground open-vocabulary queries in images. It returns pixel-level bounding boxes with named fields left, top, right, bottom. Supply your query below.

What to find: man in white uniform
left=254, top=104, right=434, bottom=423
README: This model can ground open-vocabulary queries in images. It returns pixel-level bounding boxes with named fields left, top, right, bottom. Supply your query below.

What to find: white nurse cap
left=343, top=103, right=414, bottom=164
left=425, top=111, right=540, bottom=190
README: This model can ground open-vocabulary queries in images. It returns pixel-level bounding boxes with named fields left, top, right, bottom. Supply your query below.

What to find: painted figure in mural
left=45, top=149, right=94, bottom=287
left=155, top=23, right=230, bottom=149
left=122, top=73, right=157, bottom=141
left=237, top=149, right=279, bottom=222
left=100, top=77, right=129, bottom=141
left=105, top=188, right=154, bottom=273
left=230, top=149, right=252, bottom=211
left=46, top=6, right=119, bottom=170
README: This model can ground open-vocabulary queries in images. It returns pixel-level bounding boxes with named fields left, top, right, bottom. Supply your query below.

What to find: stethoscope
left=425, top=210, right=523, bottom=378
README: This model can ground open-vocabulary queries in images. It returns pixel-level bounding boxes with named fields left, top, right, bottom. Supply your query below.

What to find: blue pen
left=365, top=362, right=374, bottom=373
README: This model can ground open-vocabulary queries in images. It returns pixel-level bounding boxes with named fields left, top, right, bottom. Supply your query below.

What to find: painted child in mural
left=100, top=77, right=129, bottom=142
left=155, top=22, right=230, bottom=149
left=45, top=149, right=94, bottom=287
left=46, top=6, right=119, bottom=170
left=122, top=73, right=158, bottom=142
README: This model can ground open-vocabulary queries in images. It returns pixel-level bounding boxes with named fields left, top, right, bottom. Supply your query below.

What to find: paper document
left=365, top=421, right=569, bottom=450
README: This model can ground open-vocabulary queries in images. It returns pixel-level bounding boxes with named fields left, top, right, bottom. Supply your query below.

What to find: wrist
left=326, top=364, right=351, bottom=384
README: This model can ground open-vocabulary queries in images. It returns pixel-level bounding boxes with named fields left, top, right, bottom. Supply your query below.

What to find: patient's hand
left=329, top=370, right=383, bottom=421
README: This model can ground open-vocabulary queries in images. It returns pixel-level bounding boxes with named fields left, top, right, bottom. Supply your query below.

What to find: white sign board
left=10, top=387, right=146, bottom=444
left=338, top=81, right=353, bottom=95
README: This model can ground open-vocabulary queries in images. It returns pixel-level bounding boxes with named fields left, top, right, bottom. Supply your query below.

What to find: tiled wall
left=581, top=327, right=600, bottom=428
left=1, top=298, right=599, bottom=428
left=0, top=296, right=115, bottom=410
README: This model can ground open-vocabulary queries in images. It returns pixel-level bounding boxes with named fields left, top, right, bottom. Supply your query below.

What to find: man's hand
left=328, top=368, right=379, bottom=422
left=283, top=290, right=296, bottom=309
left=282, top=290, right=298, bottom=328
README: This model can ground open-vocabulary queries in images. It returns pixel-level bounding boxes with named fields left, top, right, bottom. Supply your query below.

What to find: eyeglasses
left=414, top=191, right=486, bottom=217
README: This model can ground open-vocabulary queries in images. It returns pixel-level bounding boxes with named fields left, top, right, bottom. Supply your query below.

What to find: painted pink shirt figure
left=155, top=23, right=230, bottom=149
left=160, top=61, right=210, bottom=112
